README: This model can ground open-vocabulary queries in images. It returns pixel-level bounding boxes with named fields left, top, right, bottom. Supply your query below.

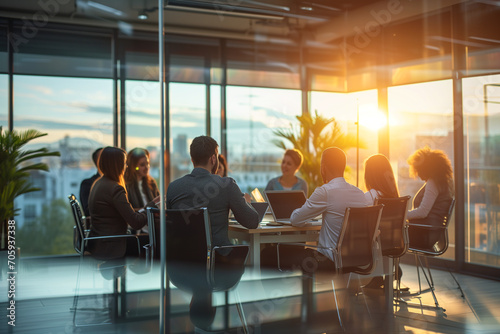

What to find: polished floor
left=0, top=255, right=499, bottom=334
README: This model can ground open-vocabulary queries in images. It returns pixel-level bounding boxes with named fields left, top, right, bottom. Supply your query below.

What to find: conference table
left=228, top=220, right=322, bottom=271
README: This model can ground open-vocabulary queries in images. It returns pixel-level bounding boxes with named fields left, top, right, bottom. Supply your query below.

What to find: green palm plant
left=0, top=127, right=60, bottom=250
left=273, top=111, right=360, bottom=196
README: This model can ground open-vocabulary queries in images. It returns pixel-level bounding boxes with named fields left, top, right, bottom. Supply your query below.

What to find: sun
left=358, top=104, right=387, bottom=131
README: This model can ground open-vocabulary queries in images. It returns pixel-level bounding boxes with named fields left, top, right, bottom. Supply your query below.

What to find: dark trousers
left=261, top=244, right=336, bottom=274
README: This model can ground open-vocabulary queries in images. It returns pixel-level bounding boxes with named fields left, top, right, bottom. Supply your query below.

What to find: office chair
left=406, top=199, right=458, bottom=312
left=148, top=207, right=250, bottom=333
left=69, top=194, right=147, bottom=326
left=374, top=196, right=411, bottom=297
left=277, top=205, right=384, bottom=330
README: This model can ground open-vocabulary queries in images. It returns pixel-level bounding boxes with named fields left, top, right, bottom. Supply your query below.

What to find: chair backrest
left=336, top=205, right=383, bottom=275
left=146, top=207, right=158, bottom=260
left=68, top=194, right=85, bottom=255
left=408, top=198, right=455, bottom=255
left=374, top=196, right=411, bottom=258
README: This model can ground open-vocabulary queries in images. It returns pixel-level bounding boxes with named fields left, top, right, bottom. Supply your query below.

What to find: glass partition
left=388, top=79, right=455, bottom=259
left=463, top=74, right=500, bottom=267
left=13, top=74, right=113, bottom=256
left=226, top=86, right=301, bottom=193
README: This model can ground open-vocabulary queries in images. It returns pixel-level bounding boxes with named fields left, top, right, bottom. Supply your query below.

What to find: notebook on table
left=265, top=190, right=307, bottom=225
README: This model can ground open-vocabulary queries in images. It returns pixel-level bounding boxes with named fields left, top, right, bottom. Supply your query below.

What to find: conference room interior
left=1, top=0, right=500, bottom=333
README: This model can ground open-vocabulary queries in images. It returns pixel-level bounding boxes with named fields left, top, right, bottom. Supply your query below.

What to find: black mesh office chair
left=406, top=199, right=457, bottom=312
left=148, top=207, right=250, bottom=333
left=277, top=205, right=384, bottom=330
left=69, top=194, right=148, bottom=326
left=374, top=196, right=411, bottom=296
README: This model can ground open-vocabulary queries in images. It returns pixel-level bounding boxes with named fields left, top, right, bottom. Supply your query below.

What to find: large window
left=0, top=74, right=6, bottom=127
left=226, top=86, right=301, bottom=193
left=13, top=75, right=113, bottom=256
left=388, top=80, right=455, bottom=259
left=169, top=82, right=206, bottom=181
left=311, top=89, right=379, bottom=189
left=463, top=74, right=500, bottom=268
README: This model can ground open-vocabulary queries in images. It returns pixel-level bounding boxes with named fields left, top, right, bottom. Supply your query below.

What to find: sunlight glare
left=358, top=104, right=387, bottom=131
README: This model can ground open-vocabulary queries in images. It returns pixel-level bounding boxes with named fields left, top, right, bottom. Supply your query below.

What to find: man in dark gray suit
left=167, top=135, right=259, bottom=247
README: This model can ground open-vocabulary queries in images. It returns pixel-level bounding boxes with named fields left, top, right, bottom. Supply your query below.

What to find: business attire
left=265, top=176, right=308, bottom=194
left=291, top=177, right=367, bottom=262
left=126, top=178, right=159, bottom=209
left=407, top=178, right=453, bottom=249
left=79, top=171, right=99, bottom=217
left=262, top=177, right=366, bottom=272
left=167, top=168, right=259, bottom=247
left=88, top=176, right=148, bottom=260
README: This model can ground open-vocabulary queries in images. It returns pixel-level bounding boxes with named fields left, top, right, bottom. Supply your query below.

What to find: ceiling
left=0, top=0, right=467, bottom=43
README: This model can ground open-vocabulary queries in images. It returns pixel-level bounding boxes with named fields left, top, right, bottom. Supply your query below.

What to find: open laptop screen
left=265, top=190, right=307, bottom=221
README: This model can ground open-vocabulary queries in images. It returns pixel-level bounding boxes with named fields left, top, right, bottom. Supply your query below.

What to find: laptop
left=265, top=190, right=307, bottom=224
left=250, top=202, right=269, bottom=223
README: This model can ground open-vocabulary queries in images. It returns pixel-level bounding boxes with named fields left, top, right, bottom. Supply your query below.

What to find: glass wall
left=13, top=75, right=113, bottom=256
left=169, top=82, right=206, bottom=181
left=463, top=74, right=500, bottom=267
left=388, top=79, right=455, bottom=259
left=0, top=74, right=6, bottom=127
left=311, top=89, right=379, bottom=189
left=226, top=86, right=301, bottom=194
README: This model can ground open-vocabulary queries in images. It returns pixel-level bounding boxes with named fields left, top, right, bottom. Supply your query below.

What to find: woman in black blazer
left=88, top=147, right=152, bottom=260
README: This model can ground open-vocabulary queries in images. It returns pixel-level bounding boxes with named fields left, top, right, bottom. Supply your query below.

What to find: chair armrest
left=408, top=222, right=446, bottom=229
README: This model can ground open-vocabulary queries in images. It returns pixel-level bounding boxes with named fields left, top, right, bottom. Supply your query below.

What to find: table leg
left=251, top=234, right=261, bottom=272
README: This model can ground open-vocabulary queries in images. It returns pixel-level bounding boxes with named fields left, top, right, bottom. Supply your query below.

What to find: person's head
left=216, top=154, right=228, bottom=177
left=407, top=147, right=454, bottom=194
left=125, top=148, right=150, bottom=183
left=190, top=136, right=219, bottom=174
left=320, top=147, right=346, bottom=183
left=92, top=147, right=103, bottom=168
left=98, top=146, right=127, bottom=188
left=364, top=154, right=399, bottom=198
left=281, top=149, right=303, bottom=177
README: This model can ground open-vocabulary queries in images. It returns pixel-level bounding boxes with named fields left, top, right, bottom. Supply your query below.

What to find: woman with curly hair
left=407, top=147, right=454, bottom=249
left=125, top=148, right=159, bottom=210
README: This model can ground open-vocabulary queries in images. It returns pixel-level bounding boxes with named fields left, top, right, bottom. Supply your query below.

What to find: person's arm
left=290, top=186, right=327, bottom=227
left=111, top=184, right=147, bottom=230
left=407, top=179, right=439, bottom=220
left=228, top=179, right=259, bottom=229
left=300, top=178, right=308, bottom=196
left=265, top=178, right=274, bottom=191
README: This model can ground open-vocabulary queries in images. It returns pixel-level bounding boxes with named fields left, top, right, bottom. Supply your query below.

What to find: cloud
left=28, top=85, right=54, bottom=95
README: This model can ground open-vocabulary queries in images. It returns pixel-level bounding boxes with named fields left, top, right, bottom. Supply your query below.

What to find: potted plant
left=273, top=111, right=359, bottom=196
left=0, top=127, right=60, bottom=251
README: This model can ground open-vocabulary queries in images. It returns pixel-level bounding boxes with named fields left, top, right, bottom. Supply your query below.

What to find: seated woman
left=125, top=148, right=159, bottom=210
left=265, top=149, right=308, bottom=195
left=363, top=154, right=401, bottom=289
left=216, top=154, right=228, bottom=177
left=88, top=146, right=153, bottom=261
left=407, top=147, right=454, bottom=250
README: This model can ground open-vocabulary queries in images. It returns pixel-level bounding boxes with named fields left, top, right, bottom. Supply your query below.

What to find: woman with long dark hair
left=88, top=147, right=151, bottom=260
left=125, top=148, right=159, bottom=210
left=363, top=154, right=401, bottom=289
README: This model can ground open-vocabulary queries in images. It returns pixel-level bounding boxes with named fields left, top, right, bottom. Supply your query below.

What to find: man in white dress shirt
left=290, top=147, right=367, bottom=264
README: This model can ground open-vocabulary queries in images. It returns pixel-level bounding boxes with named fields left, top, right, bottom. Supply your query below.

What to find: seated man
left=167, top=135, right=259, bottom=247
left=167, top=135, right=259, bottom=329
left=79, top=147, right=102, bottom=217
left=264, top=147, right=367, bottom=272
